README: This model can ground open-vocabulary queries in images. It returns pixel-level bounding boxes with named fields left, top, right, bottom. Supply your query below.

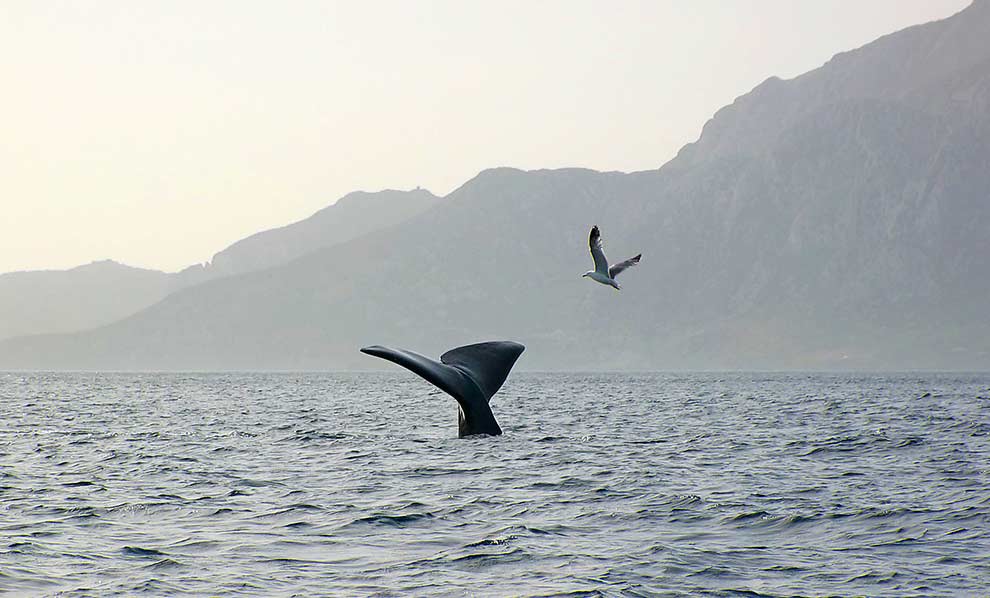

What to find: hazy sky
left=1, top=0, right=970, bottom=274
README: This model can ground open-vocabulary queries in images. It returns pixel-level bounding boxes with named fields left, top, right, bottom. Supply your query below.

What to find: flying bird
left=582, top=225, right=641, bottom=290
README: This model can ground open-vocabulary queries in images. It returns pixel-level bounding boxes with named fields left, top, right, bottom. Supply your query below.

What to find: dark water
left=1, top=372, right=988, bottom=597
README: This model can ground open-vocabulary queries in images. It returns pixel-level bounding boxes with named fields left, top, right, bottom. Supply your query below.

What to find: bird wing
left=609, top=253, right=641, bottom=279
left=589, top=226, right=609, bottom=275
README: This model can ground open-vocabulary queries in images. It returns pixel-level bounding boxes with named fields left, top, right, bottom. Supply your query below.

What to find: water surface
left=1, top=372, right=988, bottom=596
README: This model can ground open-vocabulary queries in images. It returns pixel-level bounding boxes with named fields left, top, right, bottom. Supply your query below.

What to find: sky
left=0, top=0, right=971, bottom=274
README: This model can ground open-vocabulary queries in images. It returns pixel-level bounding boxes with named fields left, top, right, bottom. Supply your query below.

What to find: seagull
left=582, top=225, right=641, bottom=291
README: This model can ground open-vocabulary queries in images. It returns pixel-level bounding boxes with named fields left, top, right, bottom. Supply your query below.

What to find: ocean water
left=0, top=372, right=988, bottom=597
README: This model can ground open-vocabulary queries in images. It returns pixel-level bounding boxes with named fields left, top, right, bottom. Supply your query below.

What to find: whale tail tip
left=440, top=341, right=525, bottom=400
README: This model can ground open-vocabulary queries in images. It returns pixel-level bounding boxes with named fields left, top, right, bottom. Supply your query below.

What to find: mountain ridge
left=2, top=1, right=988, bottom=370
left=0, top=188, right=437, bottom=341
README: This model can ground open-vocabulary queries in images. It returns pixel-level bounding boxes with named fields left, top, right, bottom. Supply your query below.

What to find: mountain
left=0, top=189, right=437, bottom=342
left=179, top=188, right=439, bottom=282
left=0, top=260, right=171, bottom=341
left=2, top=1, right=988, bottom=370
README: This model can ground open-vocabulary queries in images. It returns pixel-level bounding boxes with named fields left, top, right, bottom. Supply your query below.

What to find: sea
left=0, top=371, right=988, bottom=597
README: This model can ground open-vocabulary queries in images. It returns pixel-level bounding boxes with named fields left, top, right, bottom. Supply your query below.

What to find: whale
left=360, top=341, right=525, bottom=437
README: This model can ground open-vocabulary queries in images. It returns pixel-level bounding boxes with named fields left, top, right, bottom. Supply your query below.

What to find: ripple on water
left=121, top=546, right=169, bottom=557
left=0, top=371, right=987, bottom=596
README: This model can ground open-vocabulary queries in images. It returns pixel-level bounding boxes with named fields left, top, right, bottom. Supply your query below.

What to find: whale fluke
left=439, top=342, right=524, bottom=401
left=360, top=341, right=525, bottom=437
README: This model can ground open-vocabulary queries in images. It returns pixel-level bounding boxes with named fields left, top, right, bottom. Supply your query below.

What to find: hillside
left=0, top=261, right=170, bottom=341
left=0, top=188, right=437, bottom=341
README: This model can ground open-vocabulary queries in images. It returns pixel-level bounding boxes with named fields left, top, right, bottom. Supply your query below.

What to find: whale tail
left=360, top=341, right=525, bottom=437
left=439, top=341, right=525, bottom=401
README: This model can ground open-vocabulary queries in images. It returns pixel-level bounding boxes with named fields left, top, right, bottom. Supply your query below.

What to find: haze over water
left=2, top=372, right=987, bottom=596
